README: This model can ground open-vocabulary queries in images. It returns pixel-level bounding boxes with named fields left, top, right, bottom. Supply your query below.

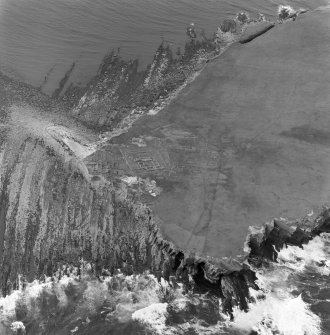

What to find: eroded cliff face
left=0, top=128, right=169, bottom=295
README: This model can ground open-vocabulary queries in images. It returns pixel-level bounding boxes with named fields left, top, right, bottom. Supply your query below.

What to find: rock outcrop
left=69, top=39, right=217, bottom=130
left=247, top=209, right=330, bottom=265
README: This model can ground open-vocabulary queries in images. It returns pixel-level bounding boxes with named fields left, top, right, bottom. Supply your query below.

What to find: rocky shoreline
left=1, top=92, right=329, bottom=317
left=0, top=5, right=328, bottom=333
left=60, top=11, right=284, bottom=132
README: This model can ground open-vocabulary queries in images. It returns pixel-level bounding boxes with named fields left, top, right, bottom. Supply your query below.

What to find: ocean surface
left=0, top=0, right=325, bottom=94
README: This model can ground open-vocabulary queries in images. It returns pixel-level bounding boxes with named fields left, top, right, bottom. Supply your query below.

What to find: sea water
left=1, top=234, right=329, bottom=334
left=0, top=0, right=325, bottom=94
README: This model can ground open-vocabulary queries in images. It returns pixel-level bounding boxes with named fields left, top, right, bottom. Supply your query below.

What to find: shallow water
left=0, top=0, right=325, bottom=94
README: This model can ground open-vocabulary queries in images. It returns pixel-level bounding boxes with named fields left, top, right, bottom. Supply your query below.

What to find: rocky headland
left=0, top=4, right=330, bottom=334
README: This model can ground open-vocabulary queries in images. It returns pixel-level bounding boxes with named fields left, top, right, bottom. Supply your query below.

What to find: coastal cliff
left=2, top=108, right=330, bottom=333
left=68, top=39, right=217, bottom=130
left=0, top=121, right=163, bottom=293
left=2, top=99, right=330, bottom=321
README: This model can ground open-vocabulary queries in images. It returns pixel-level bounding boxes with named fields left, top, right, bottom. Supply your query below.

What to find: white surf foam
left=230, top=235, right=330, bottom=335
left=232, top=289, right=321, bottom=335
left=1, top=234, right=329, bottom=334
left=10, top=321, right=25, bottom=333
left=278, top=234, right=330, bottom=275
left=231, top=269, right=322, bottom=335
left=0, top=267, right=177, bottom=333
left=132, top=302, right=168, bottom=334
left=278, top=5, right=296, bottom=17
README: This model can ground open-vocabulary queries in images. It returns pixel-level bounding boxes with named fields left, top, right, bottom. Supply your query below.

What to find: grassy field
left=107, top=7, right=330, bottom=258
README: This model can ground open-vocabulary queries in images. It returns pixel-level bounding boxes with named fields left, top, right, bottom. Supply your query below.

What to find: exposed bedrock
left=0, top=130, right=161, bottom=294
left=5, top=123, right=329, bottom=317
left=3, top=129, right=328, bottom=316
left=0, top=129, right=330, bottom=313
left=248, top=208, right=330, bottom=265
left=220, top=19, right=237, bottom=33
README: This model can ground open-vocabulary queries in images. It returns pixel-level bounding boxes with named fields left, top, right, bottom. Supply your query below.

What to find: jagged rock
left=239, top=21, right=275, bottom=43
left=248, top=209, right=330, bottom=265
left=312, top=208, right=330, bottom=235
left=248, top=220, right=295, bottom=261
left=69, top=39, right=217, bottom=129
left=278, top=5, right=298, bottom=22
left=287, top=227, right=311, bottom=247
left=221, top=273, right=250, bottom=314
left=236, top=12, right=249, bottom=24
left=0, top=113, right=172, bottom=294
left=220, top=19, right=237, bottom=33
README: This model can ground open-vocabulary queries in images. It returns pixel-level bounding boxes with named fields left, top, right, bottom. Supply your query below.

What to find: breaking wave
left=230, top=233, right=330, bottom=335
left=1, top=234, right=329, bottom=334
left=277, top=234, right=330, bottom=276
